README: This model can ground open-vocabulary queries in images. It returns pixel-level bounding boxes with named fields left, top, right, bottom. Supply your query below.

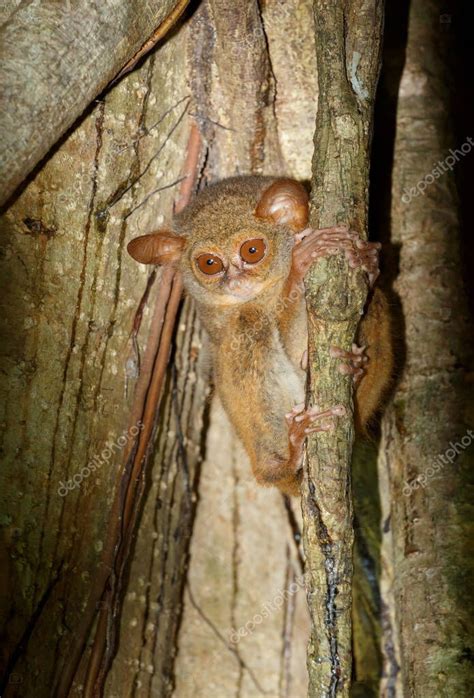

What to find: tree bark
left=377, top=0, right=474, bottom=695
left=169, top=2, right=317, bottom=696
left=0, top=0, right=188, bottom=207
left=302, top=1, right=384, bottom=695
left=0, top=1, right=324, bottom=696
left=0, top=12, right=204, bottom=696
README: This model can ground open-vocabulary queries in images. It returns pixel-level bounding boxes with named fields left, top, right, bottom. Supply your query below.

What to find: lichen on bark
left=302, top=2, right=384, bottom=695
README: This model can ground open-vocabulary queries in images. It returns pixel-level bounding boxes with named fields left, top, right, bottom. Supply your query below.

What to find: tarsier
left=128, top=177, right=393, bottom=496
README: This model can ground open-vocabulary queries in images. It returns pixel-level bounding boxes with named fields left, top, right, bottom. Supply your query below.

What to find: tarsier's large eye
left=240, top=238, right=266, bottom=264
left=196, top=253, right=224, bottom=276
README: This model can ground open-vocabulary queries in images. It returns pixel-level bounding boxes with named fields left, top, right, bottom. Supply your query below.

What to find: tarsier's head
left=127, top=177, right=309, bottom=306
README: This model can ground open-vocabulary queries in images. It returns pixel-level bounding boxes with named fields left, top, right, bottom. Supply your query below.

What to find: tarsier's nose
left=227, top=262, right=251, bottom=293
left=229, top=254, right=244, bottom=270
left=227, top=271, right=245, bottom=291
left=226, top=256, right=244, bottom=280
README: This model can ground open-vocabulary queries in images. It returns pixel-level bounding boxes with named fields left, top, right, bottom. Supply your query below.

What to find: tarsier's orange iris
left=196, top=239, right=266, bottom=276
left=196, top=253, right=224, bottom=275
left=240, top=238, right=266, bottom=264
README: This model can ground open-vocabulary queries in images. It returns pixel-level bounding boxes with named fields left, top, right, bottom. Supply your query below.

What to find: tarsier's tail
left=355, top=287, right=394, bottom=433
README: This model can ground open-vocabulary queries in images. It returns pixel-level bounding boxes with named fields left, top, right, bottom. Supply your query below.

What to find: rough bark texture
left=302, top=1, right=384, bottom=695
left=376, top=0, right=474, bottom=695
left=0, top=1, right=326, bottom=696
left=172, top=2, right=318, bottom=695
left=0, top=13, right=201, bottom=696
left=0, top=0, right=186, bottom=206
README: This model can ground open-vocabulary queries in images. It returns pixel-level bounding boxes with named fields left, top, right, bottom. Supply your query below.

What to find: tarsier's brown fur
left=128, top=177, right=393, bottom=496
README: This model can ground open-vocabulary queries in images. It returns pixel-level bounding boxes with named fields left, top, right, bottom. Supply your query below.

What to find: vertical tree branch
left=302, top=2, right=384, bottom=695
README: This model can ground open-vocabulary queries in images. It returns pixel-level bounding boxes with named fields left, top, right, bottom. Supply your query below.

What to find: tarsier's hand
left=292, top=225, right=381, bottom=287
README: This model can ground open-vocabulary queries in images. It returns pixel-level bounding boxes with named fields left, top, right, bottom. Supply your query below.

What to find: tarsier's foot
left=330, top=343, right=368, bottom=385
left=285, top=403, right=346, bottom=452
left=293, top=225, right=381, bottom=286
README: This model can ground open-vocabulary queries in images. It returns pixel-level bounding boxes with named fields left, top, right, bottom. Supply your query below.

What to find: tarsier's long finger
left=304, top=422, right=335, bottom=435
left=284, top=403, right=305, bottom=424
left=303, top=406, right=347, bottom=434
left=346, top=247, right=379, bottom=261
left=294, top=225, right=350, bottom=243
left=345, top=248, right=380, bottom=285
left=355, top=240, right=382, bottom=251
left=307, top=405, right=346, bottom=420
left=338, top=365, right=365, bottom=383
left=296, top=237, right=357, bottom=263
left=297, top=231, right=359, bottom=249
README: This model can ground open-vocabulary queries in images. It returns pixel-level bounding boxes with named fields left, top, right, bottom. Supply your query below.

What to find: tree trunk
left=167, top=2, right=317, bottom=696
left=302, top=2, right=384, bottom=695
left=0, top=0, right=187, bottom=206
left=4, top=1, right=468, bottom=697
left=375, top=0, right=474, bottom=695
left=0, top=9, right=204, bottom=695
left=0, top=1, right=322, bottom=696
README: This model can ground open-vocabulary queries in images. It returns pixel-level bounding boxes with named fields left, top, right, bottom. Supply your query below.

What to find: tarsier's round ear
left=127, top=230, right=186, bottom=266
left=254, top=178, right=309, bottom=232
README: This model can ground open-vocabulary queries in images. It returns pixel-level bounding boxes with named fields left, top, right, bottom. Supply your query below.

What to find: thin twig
left=112, top=0, right=191, bottom=83
left=124, top=176, right=187, bottom=220
left=186, top=583, right=269, bottom=695
left=103, top=97, right=190, bottom=212
left=116, top=96, right=190, bottom=154
left=189, top=112, right=236, bottom=132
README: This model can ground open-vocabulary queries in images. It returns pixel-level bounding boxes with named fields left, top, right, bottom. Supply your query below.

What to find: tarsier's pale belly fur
left=205, top=295, right=308, bottom=480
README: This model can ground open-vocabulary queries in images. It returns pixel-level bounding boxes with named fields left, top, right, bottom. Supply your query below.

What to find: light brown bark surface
left=0, top=0, right=185, bottom=206
left=0, top=14, right=199, bottom=696
left=0, top=1, right=323, bottom=696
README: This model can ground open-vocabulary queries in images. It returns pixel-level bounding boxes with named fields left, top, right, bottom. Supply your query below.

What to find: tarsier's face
left=126, top=177, right=309, bottom=307
left=188, top=230, right=276, bottom=303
